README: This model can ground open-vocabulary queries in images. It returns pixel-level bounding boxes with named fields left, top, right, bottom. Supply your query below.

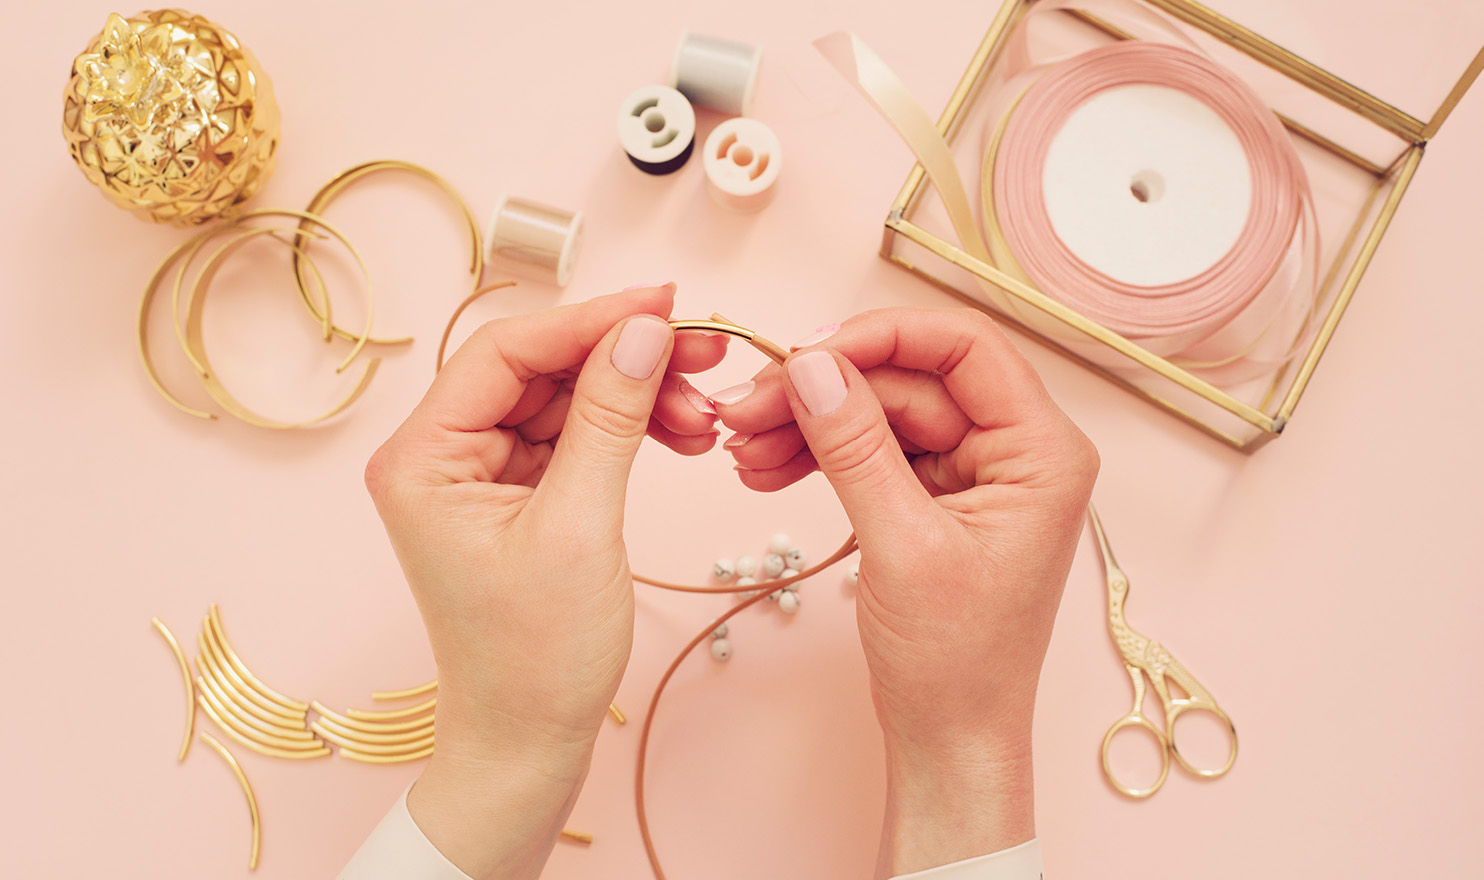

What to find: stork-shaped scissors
left=1088, top=505, right=1238, bottom=798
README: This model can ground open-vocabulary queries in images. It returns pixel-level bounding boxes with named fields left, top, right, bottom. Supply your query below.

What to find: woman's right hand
left=710, top=308, right=1099, bottom=878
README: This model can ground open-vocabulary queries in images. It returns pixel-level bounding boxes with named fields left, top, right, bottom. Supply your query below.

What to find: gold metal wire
left=151, top=617, right=195, bottom=761
left=296, top=159, right=485, bottom=347
left=199, top=731, right=262, bottom=870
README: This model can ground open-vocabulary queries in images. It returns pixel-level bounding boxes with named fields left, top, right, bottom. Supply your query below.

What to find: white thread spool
left=703, top=118, right=781, bottom=212
left=670, top=31, right=762, bottom=116
left=617, top=85, right=697, bottom=175
left=486, top=195, right=584, bottom=287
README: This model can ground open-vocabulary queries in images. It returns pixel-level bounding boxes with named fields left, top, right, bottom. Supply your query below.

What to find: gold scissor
left=1088, top=504, right=1237, bottom=798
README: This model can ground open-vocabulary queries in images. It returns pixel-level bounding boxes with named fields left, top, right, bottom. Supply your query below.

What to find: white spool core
left=670, top=30, right=762, bottom=116
left=617, top=85, right=696, bottom=173
left=1041, top=84, right=1251, bottom=287
left=702, top=117, right=781, bottom=212
left=487, top=194, right=584, bottom=287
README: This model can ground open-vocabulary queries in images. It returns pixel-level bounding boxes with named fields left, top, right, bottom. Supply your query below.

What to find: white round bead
left=735, top=555, right=758, bottom=577
left=767, top=588, right=781, bottom=602
left=785, top=548, right=806, bottom=569
left=711, top=622, right=729, bottom=639
left=780, top=568, right=799, bottom=582
left=736, top=576, right=758, bottom=600
left=713, top=558, right=736, bottom=580
left=847, top=562, right=859, bottom=586
left=778, top=589, right=800, bottom=613
left=762, top=553, right=786, bottom=577
left=768, top=533, right=792, bottom=555
left=710, top=637, right=733, bottom=661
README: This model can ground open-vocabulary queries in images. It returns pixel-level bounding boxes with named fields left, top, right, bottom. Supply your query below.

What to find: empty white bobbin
left=702, top=117, right=781, bottom=212
left=618, top=85, right=697, bottom=175
left=670, top=31, right=762, bottom=116
left=486, top=195, right=584, bottom=287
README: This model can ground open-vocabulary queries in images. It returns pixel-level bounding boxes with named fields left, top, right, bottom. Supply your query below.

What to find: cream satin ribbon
left=817, top=0, right=1320, bottom=387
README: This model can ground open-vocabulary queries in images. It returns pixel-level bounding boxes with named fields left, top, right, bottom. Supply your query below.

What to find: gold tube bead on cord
left=199, top=731, right=261, bottom=871
left=151, top=618, right=195, bottom=761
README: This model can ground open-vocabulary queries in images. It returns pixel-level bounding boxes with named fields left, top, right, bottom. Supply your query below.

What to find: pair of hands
left=363, top=284, right=1097, bottom=879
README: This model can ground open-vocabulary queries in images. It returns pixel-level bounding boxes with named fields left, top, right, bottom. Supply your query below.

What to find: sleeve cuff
left=338, top=784, right=474, bottom=880
left=889, top=838, right=1043, bottom=880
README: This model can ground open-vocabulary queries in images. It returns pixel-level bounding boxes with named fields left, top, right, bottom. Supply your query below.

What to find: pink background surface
left=3, top=1, right=1482, bottom=877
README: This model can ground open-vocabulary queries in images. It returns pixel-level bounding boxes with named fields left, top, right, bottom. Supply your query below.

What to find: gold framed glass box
left=879, top=0, right=1484, bottom=450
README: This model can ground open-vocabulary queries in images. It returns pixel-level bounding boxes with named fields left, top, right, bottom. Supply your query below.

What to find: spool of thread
left=617, top=85, right=697, bottom=175
left=702, top=118, right=781, bottom=212
left=670, top=31, right=762, bottom=116
left=486, top=195, right=584, bottom=287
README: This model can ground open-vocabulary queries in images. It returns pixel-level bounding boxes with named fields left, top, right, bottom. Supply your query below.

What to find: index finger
left=412, top=285, right=676, bottom=434
left=799, top=308, right=1058, bottom=430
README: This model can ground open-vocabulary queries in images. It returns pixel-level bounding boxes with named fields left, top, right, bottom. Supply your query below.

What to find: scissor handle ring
left=1166, top=701, right=1238, bottom=779
left=1100, top=714, right=1170, bottom=799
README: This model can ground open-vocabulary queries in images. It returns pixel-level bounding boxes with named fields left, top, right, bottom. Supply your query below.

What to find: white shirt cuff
left=338, top=785, right=474, bottom=880
left=889, top=838, right=1043, bottom=880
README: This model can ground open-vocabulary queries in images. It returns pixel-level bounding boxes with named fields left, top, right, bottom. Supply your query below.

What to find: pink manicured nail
left=611, top=317, right=670, bottom=379
left=622, top=281, right=669, bottom=291
left=679, top=379, right=717, bottom=415
left=788, top=351, right=847, bottom=416
left=790, top=322, right=840, bottom=350
left=709, top=381, right=755, bottom=406
left=724, top=432, right=754, bottom=449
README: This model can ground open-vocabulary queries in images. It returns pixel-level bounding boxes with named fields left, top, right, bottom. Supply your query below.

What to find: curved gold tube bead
left=196, top=658, right=317, bottom=743
left=208, top=607, right=309, bottom=714
left=560, top=829, right=593, bottom=845
left=436, top=280, right=519, bottom=372
left=339, top=743, right=435, bottom=764
left=370, top=680, right=438, bottom=702
left=346, top=696, right=437, bottom=722
left=198, top=632, right=309, bottom=729
left=197, top=679, right=327, bottom=753
left=151, top=617, right=195, bottom=761
left=196, top=693, right=330, bottom=760
left=297, top=159, right=484, bottom=346
left=313, top=721, right=434, bottom=756
left=199, top=731, right=261, bottom=871
left=312, top=701, right=437, bottom=735
left=608, top=703, right=626, bottom=725
left=313, top=714, right=435, bottom=746
left=668, top=314, right=788, bottom=364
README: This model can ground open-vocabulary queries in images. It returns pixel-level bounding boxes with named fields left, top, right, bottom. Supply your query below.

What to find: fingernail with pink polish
left=679, top=379, right=717, bottom=415
left=612, top=317, right=670, bottom=379
left=622, top=281, right=669, bottom=291
left=724, top=432, right=754, bottom=449
left=788, top=351, right=847, bottom=416
left=790, top=322, right=840, bottom=350
left=709, top=381, right=755, bottom=406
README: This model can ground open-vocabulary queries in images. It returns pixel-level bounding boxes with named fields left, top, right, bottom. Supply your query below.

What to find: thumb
left=536, top=314, right=673, bottom=525
left=783, top=349, right=939, bottom=548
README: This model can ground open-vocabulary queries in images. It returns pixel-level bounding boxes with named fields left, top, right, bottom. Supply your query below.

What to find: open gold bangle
left=199, top=731, right=261, bottom=871
left=312, top=714, right=435, bottom=746
left=312, top=701, right=436, bottom=735
left=339, top=744, right=435, bottom=764
left=198, top=632, right=308, bottom=728
left=195, top=658, right=318, bottom=743
left=312, top=721, right=434, bottom=755
left=297, top=159, right=484, bottom=347
left=151, top=618, right=195, bottom=762
left=196, top=691, right=330, bottom=760
left=208, top=606, right=309, bottom=714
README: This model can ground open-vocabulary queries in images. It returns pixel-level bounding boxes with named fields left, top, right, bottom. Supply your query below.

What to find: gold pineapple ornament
left=62, top=10, right=281, bottom=225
